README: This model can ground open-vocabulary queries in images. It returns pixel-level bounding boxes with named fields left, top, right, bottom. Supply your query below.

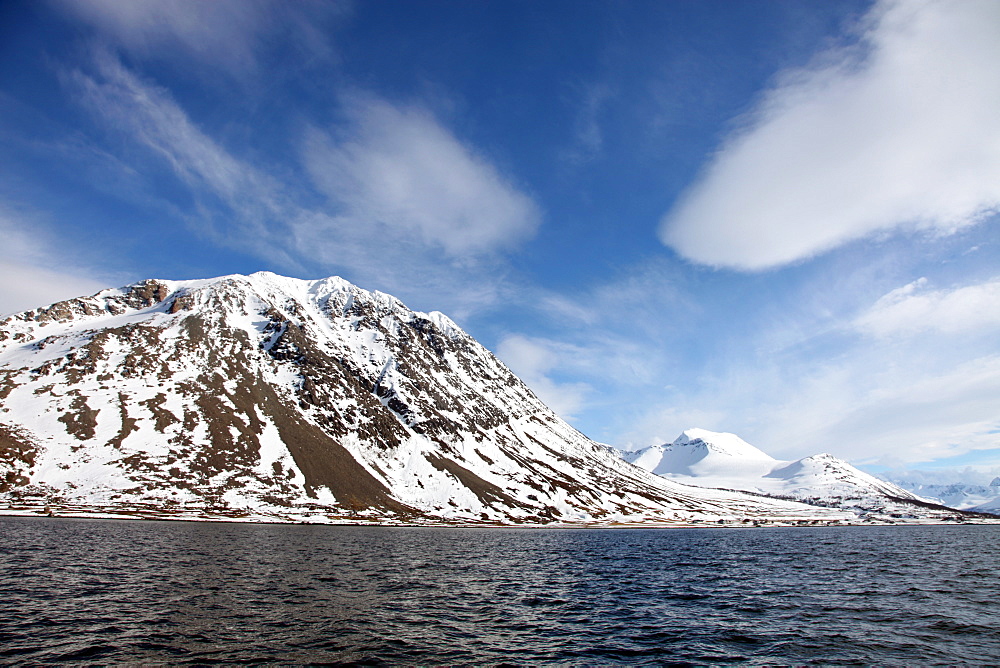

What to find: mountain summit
left=627, top=429, right=776, bottom=478
left=0, top=272, right=843, bottom=525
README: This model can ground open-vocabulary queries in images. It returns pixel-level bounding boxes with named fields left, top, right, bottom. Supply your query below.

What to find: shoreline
left=3, top=505, right=996, bottom=529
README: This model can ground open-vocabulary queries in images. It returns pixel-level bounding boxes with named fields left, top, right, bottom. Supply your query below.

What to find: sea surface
left=1, top=517, right=998, bottom=665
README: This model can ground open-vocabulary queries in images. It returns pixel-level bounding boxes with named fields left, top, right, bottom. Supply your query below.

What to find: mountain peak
left=672, top=428, right=776, bottom=462
left=801, top=453, right=838, bottom=463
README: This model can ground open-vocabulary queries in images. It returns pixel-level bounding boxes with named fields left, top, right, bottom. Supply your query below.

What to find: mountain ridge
left=621, top=429, right=980, bottom=521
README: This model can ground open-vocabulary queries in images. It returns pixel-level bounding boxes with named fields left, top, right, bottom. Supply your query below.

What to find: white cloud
left=525, top=256, right=691, bottom=339
left=880, top=465, right=1000, bottom=487
left=495, top=335, right=592, bottom=420
left=660, top=0, right=1000, bottom=270
left=493, top=307, right=679, bottom=438
left=57, top=0, right=264, bottom=72
left=597, top=263, right=1000, bottom=466
left=856, top=277, right=1000, bottom=338
left=302, top=98, right=540, bottom=257
left=0, top=262, right=110, bottom=317
left=284, top=209, right=519, bottom=320
left=0, top=209, right=112, bottom=316
left=537, top=294, right=599, bottom=326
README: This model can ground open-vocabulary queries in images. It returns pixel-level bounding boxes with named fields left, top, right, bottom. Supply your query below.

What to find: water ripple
left=1, top=519, right=998, bottom=664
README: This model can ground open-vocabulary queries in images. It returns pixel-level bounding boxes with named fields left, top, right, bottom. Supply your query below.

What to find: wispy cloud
left=74, top=54, right=265, bottom=203
left=766, top=354, right=1000, bottom=466
left=283, top=209, right=521, bottom=321
left=302, top=97, right=540, bottom=257
left=616, top=345, right=1000, bottom=467
left=53, top=0, right=346, bottom=75
left=855, top=277, right=1000, bottom=338
left=881, top=464, right=1000, bottom=487
left=659, top=0, right=1000, bottom=270
left=522, top=256, right=691, bottom=337
left=69, top=50, right=297, bottom=259
left=492, top=260, right=697, bottom=431
left=563, top=82, right=614, bottom=166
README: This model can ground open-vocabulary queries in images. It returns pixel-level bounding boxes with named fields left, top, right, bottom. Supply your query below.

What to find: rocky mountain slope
left=622, top=429, right=976, bottom=521
left=0, top=272, right=848, bottom=525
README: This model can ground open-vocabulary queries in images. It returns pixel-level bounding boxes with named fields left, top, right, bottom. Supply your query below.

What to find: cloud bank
left=659, top=0, right=1000, bottom=270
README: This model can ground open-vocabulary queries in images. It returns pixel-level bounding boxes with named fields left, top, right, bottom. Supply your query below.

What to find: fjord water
left=2, top=518, right=998, bottom=665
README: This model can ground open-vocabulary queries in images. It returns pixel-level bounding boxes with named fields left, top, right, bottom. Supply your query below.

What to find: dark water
left=1, top=518, right=998, bottom=665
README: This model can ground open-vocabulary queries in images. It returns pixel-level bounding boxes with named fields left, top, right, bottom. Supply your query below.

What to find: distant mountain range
left=620, top=429, right=984, bottom=521
left=0, top=272, right=856, bottom=526
left=886, top=478, right=1000, bottom=513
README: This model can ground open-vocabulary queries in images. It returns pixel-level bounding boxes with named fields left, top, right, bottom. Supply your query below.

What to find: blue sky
left=2, top=0, right=999, bottom=481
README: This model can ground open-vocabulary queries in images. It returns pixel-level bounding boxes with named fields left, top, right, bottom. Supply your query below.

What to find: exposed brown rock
left=0, top=423, right=36, bottom=492
left=58, top=394, right=99, bottom=440
left=140, top=393, right=179, bottom=433
left=426, top=454, right=533, bottom=512
left=106, top=393, right=139, bottom=449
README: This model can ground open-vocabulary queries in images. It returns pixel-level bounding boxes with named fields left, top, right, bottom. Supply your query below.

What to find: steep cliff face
left=0, top=272, right=844, bottom=524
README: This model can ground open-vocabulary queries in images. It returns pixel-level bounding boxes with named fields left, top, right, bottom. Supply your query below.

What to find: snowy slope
left=629, top=428, right=778, bottom=479
left=972, top=495, right=1000, bottom=514
left=622, top=429, right=967, bottom=520
left=0, top=273, right=849, bottom=525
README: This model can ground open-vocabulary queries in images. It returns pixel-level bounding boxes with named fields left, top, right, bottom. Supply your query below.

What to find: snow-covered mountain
left=974, top=495, right=1000, bottom=514
left=622, top=429, right=972, bottom=521
left=0, top=272, right=849, bottom=525
left=886, top=478, right=1000, bottom=513
left=627, top=429, right=778, bottom=479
